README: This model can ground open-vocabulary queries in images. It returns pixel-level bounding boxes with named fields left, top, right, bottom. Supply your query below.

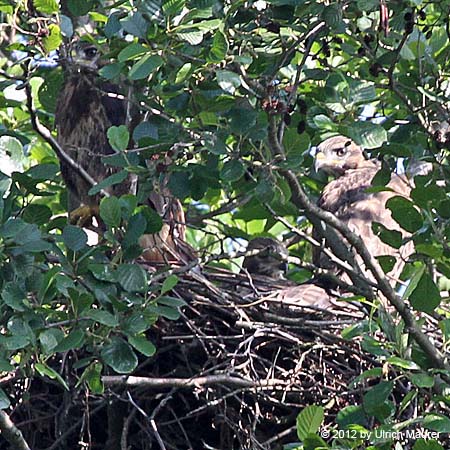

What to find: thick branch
left=0, top=411, right=31, bottom=450
left=103, top=375, right=289, bottom=389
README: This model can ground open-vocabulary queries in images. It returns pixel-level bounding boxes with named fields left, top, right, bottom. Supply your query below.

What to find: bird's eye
left=335, top=147, right=346, bottom=157
left=84, top=47, right=98, bottom=59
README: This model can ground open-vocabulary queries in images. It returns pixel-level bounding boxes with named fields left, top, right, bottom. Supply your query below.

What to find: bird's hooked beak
left=314, top=150, right=326, bottom=172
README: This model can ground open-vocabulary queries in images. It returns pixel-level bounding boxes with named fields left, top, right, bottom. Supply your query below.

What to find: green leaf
left=107, top=125, right=129, bottom=152
left=0, top=335, right=30, bottom=350
left=128, top=335, right=156, bottom=357
left=216, top=70, right=240, bottom=94
left=175, top=62, right=192, bottom=83
left=99, top=62, right=124, bottom=80
left=346, top=122, right=387, bottom=149
left=23, top=204, right=52, bottom=225
left=161, top=274, right=179, bottom=294
left=177, top=30, right=205, bottom=45
left=363, top=381, right=393, bottom=416
left=88, top=263, right=116, bottom=282
left=157, top=296, right=187, bottom=307
left=376, top=255, right=396, bottom=274
left=54, top=329, right=85, bottom=352
left=386, top=196, right=423, bottom=233
left=27, top=163, right=59, bottom=180
left=120, top=11, right=148, bottom=38
left=208, top=30, right=228, bottom=62
left=116, top=264, right=148, bottom=292
left=423, top=414, right=450, bottom=433
left=34, top=0, right=60, bottom=14
left=296, top=405, right=324, bottom=440
left=409, top=272, right=441, bottom=313
left=321, top=3, right=343, bottom=31
left=336, top=405, right=366, bottom=428
left=133, top=121, right=159, bottom=141
left=413, top=439, right=444, bottom=450
left=371, top=163, right=391, bottom=187
left=123, top=213, right=147, bottom=247
left=88, top=169, right=128, bottom=196
left=2, top=283, right=27, bottom=311
left=0, top=389, right=11, bottom=410
left=39, top=328, right=64, bottom=354
left=128, top=54, right=164, bottom=80
left=42, top=24, right=62, bottom=53
left=38, top=69, right=65, bottom=112
left=168, top=172, right=190, bottom=199
left=304, top=434, right=329, bottom=450
left=66, top=0, right=94, bottom=15
left=228, top=108, right=257, bottom=133
left=86, top=309, right=119, bottom=327
left=105, top=12, right=122, bottom=37
left=101, top=337, right=138, bottom=373
left=99, top=196, right=122, bottom=228
left=151, top=305, right=181, bottom=320
left=139, top=206, right=163, bottom=233
left=0, top=135, right=24, bottom=169
left=123, top=312, right=156, bottom=334
left=162, top=0, right=185, bottom=16
left=118, top=43, right=148, bottom=62
left=410, top=373, right=434, bottom=388
left=312, top=114, right=336, bottom=130
left=386, top=356, right=420, bottom=370
left=372, top=222, right=403, bottom=249
left=83, top=362, right=104, bottom=393
left=221, top=160, right=245, bottom=182
left=35, top=362, right=69, bottom=390
left=62, top=225, right=88, bottom=251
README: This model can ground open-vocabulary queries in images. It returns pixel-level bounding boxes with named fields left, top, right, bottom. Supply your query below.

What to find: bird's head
left=315, top=136, right=366, bottom=176
left=70, top=41, right=102, bottom=70
left=243, top=237, right=288, bottom=279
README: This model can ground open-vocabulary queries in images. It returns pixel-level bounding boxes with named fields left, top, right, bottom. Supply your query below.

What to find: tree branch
left=0, top=410, right=31, bottom=450
left=103, top=374, right=289, bottom=389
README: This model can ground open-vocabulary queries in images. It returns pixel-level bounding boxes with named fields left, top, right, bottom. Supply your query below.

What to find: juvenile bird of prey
left=55, top=41, right=133, bottom=224
left=55, top=41, right=192, bottom=263
left=242, top=237, right=288, bottom=280
left=314, top=136, right=414, bottom=286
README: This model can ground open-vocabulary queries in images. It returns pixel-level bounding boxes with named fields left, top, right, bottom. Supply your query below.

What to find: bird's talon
left=69, top=205, right=95, bottom=227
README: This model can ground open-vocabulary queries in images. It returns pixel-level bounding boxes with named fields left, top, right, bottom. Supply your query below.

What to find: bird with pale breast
left=313, top=135, right=414, bottom=286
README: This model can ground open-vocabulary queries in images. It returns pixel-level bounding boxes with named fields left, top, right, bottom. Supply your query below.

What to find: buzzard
left=55, top=41, right=191, bottom=263
left=240, top=238, right=361, bottom=313
left=242, top=237, right=288, bottom=280
left=55, top=41, right=132, bottom=224
left=314, top=136, right=414, bottom=286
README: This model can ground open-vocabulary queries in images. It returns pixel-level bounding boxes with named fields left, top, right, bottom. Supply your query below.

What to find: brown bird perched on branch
left=242, top=237, right=288, bottom=280
left=55, top=41, right=134, bottom=225
left=314, top=136, right=414, bottom=286
left=55, top=41, right=192, bottom=263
